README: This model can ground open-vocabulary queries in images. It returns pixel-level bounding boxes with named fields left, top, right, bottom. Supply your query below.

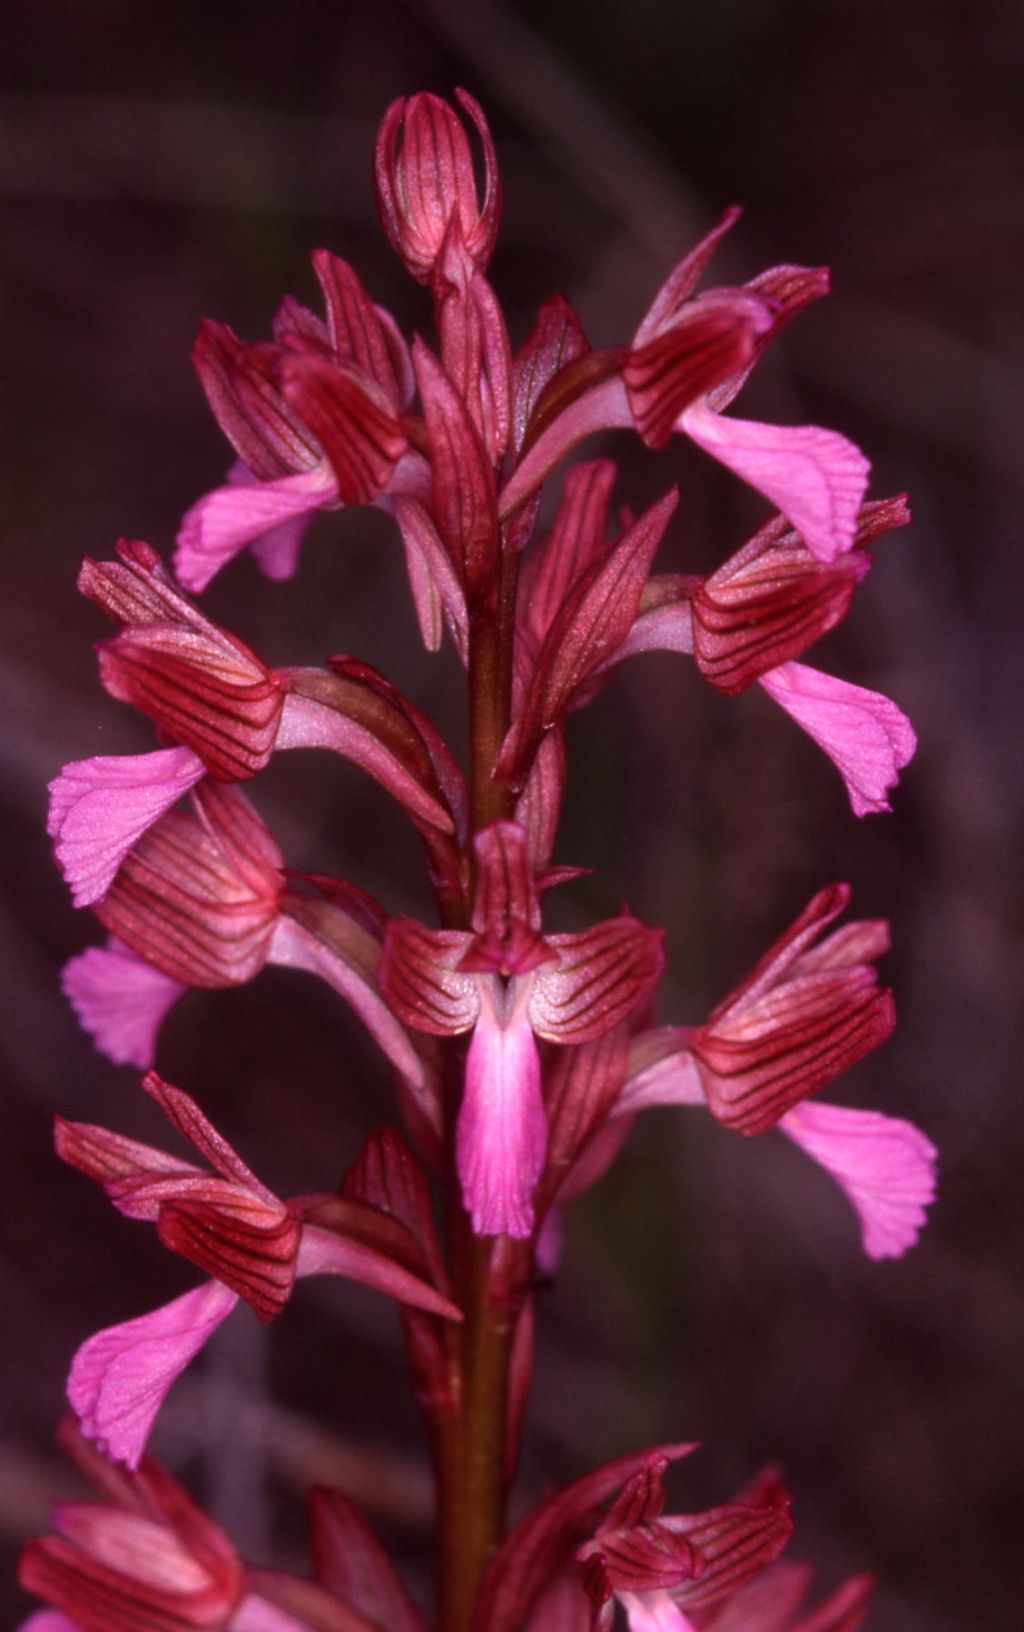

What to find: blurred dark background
left=2, top=1, right=1022, bottom=1627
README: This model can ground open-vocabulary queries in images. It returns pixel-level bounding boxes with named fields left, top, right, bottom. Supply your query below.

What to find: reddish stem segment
left=436, top=546, right=528, bottom=1631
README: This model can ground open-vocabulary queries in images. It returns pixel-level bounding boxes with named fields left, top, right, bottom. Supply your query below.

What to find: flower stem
left=436, top=542, right=526, bottom=1630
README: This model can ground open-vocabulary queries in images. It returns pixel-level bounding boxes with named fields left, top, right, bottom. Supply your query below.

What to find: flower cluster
left=27, top=89, right=935, bottom=1631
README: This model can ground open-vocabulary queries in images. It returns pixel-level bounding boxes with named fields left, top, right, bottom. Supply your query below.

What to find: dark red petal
left=308, top=1488, right=429, bottom=1632
left=541, top=1027, right=631, bottom=1209
left=530, top=918, right=665, bottom=1044
left=663, top=1493, right=793, bottom=1610
left=142, top=1071, right=274, bottom=1195
left=499, top=490, right=678, bottom=789
left=340, top=1127, right=448, bottom=1292
left=379, top=918, right=478, bottom=1036
left=435, top=247, right=512, bottom=463
left=472, top=1444, right=696, bottom=1632
left=158, top=1190, right=299, bottom=1322
left=279, top=346, right=407, bottom=504
left=98, top=628, right=284, bottom=780
left=412, top=338, right=498, bottom=601
left=705, top=884, right=851, bottom=1018
left=582, top=1524, right=702, bottom=1599
left=691, top=521, right=867, bottom=695
left=79, top=540, right=200, bottom=629
left=693, top=982, right=896, bottom=1134
left=625, top=291, right=768, bottom=450
left=511, top=293, right=590, bottom=458
left=633, top=208, right=742, bottom=347
left=519, top=460, right=616, bottom=649
left=471, top=820, right=542, bottom=937
left=96, top=799, right=282, bottom=990
left=55, top=1117, right=187, bottom=1191
left=373, top=91, right=501, bottom=283
left=708, top=263, right=831, bottom=413
left=193, top=319, right=319, bottom=480
left=310, top=250, right=403, bottom=405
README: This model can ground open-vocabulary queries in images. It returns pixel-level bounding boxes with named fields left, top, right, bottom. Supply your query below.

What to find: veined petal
left=95, top=801, right=282, bottom=990
left=310, top=249, right=405, bottom=404
left=690, top=511, right=872, bottom=694
left=780, top=1101, right=937, bottom=1259
left=374, top=90, right=501, bottom=283
left=97, top=627, right=284, bottom=782
left=379, top=918, right=478, bottom=1035
left=20, top=1428, right=245, bottom=1630
left=625, top=290, right=770, bottom=450
left=758, top=661, right=916, bottom=815
left=680, top=402, right=869, bottom=564
left=412, top=338, right=498, bottom=598
left=499, top=492, right=678, bottom=788
left=511, top=293, right=590, bottom=458
left=514, top=729, right=566, bottom=874
left=530, top=918, right=664, bottom=1044
left=48, top=748, right=206, bottom=908
left=435, top=250, right=512, bottom=463
left=192, top=318, right=320, bottom=480
left=153, top=1186, right=296, bottom=1324
left=456, top=992, right=546, bottom=1239
left=691, top=975, right=895, bottom=1136
left=474, top=1444, right=696, bottom=1632
left=142, top=1071, right=275, bottom=1194
left=174, top=463, right=338, bottom=594
left=392, top=496, right=469, bottom=661
left=659, top=1495, right=793, bottom=1612
left=633, top=209, right=742, bottom=346
left=68, top=1281, right=239, bottom=1468
left=519, top=460, right=616, bottom=649
left=278, top=347, right=407, bottom=503
left=62, top=940, right=186, bottom=1068
left=471, top=820, right=542, bottom=938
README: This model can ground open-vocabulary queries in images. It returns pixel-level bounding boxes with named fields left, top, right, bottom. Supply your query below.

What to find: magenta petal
left=759, top=661, right=916, bottom=815
left=456, top=994, right=546, bottom=1239
left=618, top=1591, right=697, bottom=1632
left=48, top=747, right=206, bottom=907
left=680, top=401, right=869, bottom=563
left=230, top=1596, right=313, bottom=1632
left=174, top=464, right=338, bottom=593
left=780, top=1101, right=937, bottom=1259
left=68, top=1281, right=238, bottom=1468
left=249, top=510, right=314, bottom=582
left=16, top=1617, right=80, bottom=1632
left=62, top=940, right=186, bottom=1068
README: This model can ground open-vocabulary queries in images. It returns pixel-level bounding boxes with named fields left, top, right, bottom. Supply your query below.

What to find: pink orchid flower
left=57, top=1074, right=460, bottom=1467
left=617, top=886, right=937, bottom=1259
left=381, top=820, right=663, bottom=1237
